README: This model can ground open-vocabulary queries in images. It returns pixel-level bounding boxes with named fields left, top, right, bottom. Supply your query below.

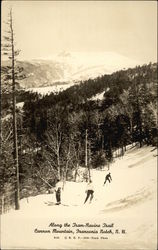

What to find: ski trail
left=1, top=145, right=157, bottom=250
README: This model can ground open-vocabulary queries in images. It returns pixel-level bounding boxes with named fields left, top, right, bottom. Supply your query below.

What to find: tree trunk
left=74, top=163, right=79, bottom=182
left=57, top=152, right=60, bottom=179
left=85, top=129, right=88, bottom=182
left=121, top=144, right=124, bottom=157
left=11, top=14, right=20, bottom=210
left=85, top=129, right=88, bottom=168
left=1, top=195, right=4, bottom=214
left=101, top=135, right=104, bottom=150
left=88, top=140, right=91, bottom=181
left=56, top=127, right=61, bottom=179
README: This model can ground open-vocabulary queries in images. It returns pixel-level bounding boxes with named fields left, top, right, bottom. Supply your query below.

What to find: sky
left=1, top=1, right=157, bottom=63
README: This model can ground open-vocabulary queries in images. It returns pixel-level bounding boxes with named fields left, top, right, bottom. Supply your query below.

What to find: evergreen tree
left=1, top=9, right=25, bottom=209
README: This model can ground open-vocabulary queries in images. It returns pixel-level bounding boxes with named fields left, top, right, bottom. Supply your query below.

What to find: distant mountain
left=53, top=51, right=141, bottom=80
left=1, top=51, right=142, bottom=90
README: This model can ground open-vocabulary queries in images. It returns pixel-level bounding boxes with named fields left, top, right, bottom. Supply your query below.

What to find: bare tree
left=45, top=120, right=62, bottom=179
left=2, top=9, right=22, bottom=209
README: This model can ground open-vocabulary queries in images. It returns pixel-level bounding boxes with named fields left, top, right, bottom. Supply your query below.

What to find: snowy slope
left=89, top=87, right=110, bottom=101
left=1, top=145, right=157, bottom=249
left=28, top=83, right=73, bottom=95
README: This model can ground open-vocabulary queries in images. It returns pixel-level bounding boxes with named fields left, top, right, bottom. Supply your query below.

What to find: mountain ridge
left=1, top=51, right=143, bottom=89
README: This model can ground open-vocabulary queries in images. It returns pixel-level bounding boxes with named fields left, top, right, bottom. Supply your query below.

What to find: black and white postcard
left=1, top=1, right=157, bottom=249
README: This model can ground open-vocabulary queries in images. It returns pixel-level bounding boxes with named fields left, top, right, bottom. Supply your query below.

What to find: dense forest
left=1, top=62, right=157, bottom=213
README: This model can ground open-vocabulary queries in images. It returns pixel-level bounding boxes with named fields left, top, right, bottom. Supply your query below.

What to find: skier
left=84, top=180, right=94, bottom=204
left=55, top=179, right=62, bottom=205
left=104, top=172, right=112, bottom=185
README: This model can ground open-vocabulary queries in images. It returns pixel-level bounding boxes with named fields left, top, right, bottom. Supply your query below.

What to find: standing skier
left=55, top=179, right=62, bottom=205
left=84, top=180, right=94, bottom=204
left=104, top=172, right=112, bottom=185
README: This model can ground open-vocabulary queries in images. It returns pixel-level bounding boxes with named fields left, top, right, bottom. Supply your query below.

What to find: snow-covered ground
left=28, top=83, right=73, bottom=95
left=1, top=145, right=157, bottom=249
left=89, top=87, right=110, bottom=101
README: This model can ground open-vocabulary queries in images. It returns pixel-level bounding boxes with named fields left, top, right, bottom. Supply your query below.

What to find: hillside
left=36, top=62, right=157, bottom=106
left=1, top=51, right=143, bottom=89
left=1, top=145, right=157, bottom=249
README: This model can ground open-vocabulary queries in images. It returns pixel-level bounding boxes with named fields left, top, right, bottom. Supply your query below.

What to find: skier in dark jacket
left=104, top=173, right=112, bottom=185
left=55, top=179, right=62, bottom=205
left=84, top=180, right=94, bottom=204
